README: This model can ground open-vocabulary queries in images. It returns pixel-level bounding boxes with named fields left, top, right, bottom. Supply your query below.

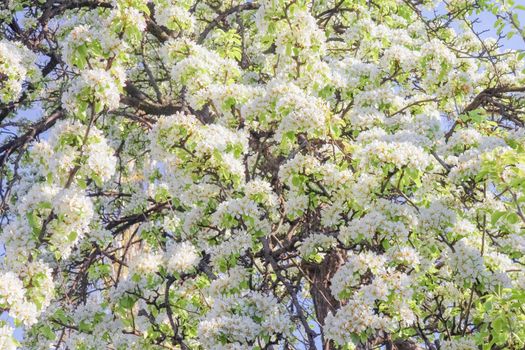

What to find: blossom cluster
left=198, top=291, right=291, bottom=348
left=0, top=40, right=38, bottom=103
left=1, top=0, right=525, bottom=349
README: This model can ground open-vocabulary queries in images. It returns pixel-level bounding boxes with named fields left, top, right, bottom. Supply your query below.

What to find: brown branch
left=197, top=3, right=259, bottom=44
left=121, top=82, right=181, bottom=115
left=445, top=86, right=525, bottom=140
left=0, top=109, right=63, bottom=163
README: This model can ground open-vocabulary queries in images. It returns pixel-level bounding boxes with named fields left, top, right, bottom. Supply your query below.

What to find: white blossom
left=165, top=241, right=199, bottom=274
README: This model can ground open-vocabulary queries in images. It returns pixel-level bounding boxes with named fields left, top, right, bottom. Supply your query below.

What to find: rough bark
left=305, top=249, right=345, bottom=350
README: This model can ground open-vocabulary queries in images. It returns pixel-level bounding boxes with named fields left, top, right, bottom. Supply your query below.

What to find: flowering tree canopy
left=0, top=0, right=524, bottom=349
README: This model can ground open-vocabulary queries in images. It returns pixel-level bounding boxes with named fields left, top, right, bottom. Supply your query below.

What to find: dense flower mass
left=198, top=291, right=291, bottom=348
left=0, top=324, right=17, bottom=350
left=0, top=40, right=38, bottom=103
left=0, top=0, right=524, bottom=349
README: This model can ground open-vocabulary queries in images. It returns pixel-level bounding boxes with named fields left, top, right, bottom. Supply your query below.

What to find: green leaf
left=491, top=211, right=506, bottom=225
left=26, top=211, right=41, bottom=236
left=292, top=174, right=304, bottom=187
left=54, top=309, right=69, bottom=324
left=67, top=231, right=78, bottom=243
left=119, top=295, right=136, bottom=309
left=41, top=325, right=56, bottom=340
left=79, top=320, right=92, bottom=332
left=507, top=212, right=519, bottom=224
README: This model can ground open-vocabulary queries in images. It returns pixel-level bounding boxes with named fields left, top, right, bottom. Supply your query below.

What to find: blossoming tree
left=0, top=0, right=524, bottom=349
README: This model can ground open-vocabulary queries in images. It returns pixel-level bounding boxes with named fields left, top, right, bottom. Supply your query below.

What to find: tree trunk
left=304, top=249, right=346, bottom=350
